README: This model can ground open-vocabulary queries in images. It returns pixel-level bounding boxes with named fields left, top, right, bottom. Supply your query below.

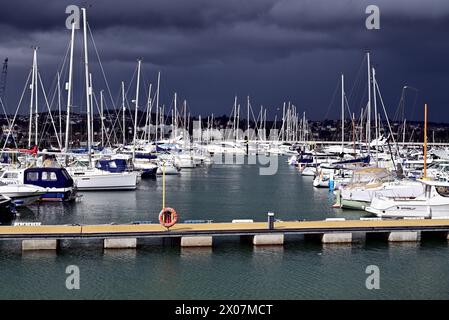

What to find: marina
left=1, top=159, right=449, bottom=299
left=0, top=1, right=449, bottom=302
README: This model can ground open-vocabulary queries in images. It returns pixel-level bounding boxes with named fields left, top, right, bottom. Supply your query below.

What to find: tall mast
left=259, top=105, right=263, bottom=141
left=236, top=104, right=240, bottom=140
left=161, top=105, right=165, bottom=139
left=100, top=90, right=104, bottom=147
left=34, top=48, right=38, bottom=147
left=57, top=72, right=62, bottom=145
left=155, top=72, right=160, bottom=142
left=263, top=108, right=267, bottom=141
left=28, top=48, right=36, bottom=148
left=198, top=115, right=202, bottom=143
left=281, top=102, right=285, bottom=142
left=372, top=67, right=378, bottom=166
left=161, top=106, right=164, bottom=139
left=82, top=7, right=92, bottom=166
left=64, top=22, right=75, bottom=154
left=302, top=111, right=307, bottom=141
left=423, top=104, right=428, bottom=179
left=233, top=96, right=237, bottom=141
left=132, top=59, right=141, bottom=162
left=174, top=92, right=177, bottom=140
left=121, top=81, right=125, bottom=145
left=247, top=96, right=250, bottom=139
left=286, top=102, right=290, bottom=141
left=146, top=83, right=152, bottom=143
left=206, top=116, right=209, bottom=143
left=341, top=73, right=345, bottom=153
left=360, top=108, right=364, bottom=153
left=366, top=52, right=371, bottom=156
left=183, top=99, right=187, bottom=149
left=89, top=73, right=94, bottom=149
left=171, top=109, right=174, bottom=140
left=352, top=112, right=356, bottom=153
left=402, top=119, right=406, bottom=144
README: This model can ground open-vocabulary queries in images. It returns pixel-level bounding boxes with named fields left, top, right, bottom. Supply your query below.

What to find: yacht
left=334, top=168, right=424, bottom=210
left=66, top=159, right=140, bottom=191
left=0, top=182, right=47, bottom=207
left=365, top=179, right=449, bottom=218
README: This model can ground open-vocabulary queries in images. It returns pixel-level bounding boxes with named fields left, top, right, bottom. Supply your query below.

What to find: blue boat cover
left=24, top=167, right=74, bottom=188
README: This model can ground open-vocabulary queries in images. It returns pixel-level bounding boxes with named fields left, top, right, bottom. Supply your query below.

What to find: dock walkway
left=2, top=218, right=449, bottom=250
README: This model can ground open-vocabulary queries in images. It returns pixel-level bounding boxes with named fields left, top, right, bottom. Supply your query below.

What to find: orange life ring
left=159, top=207, right=178, bottom=228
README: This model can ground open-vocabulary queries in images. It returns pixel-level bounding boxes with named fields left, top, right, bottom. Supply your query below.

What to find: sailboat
left=63, top=8, right=139, bottom=191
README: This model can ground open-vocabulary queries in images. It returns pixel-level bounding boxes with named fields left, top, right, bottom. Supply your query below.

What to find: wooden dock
left=2, top=218, right=449, bottom=250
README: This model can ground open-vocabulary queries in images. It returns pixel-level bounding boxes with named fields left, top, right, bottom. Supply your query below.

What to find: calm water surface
left=0, top=157, right=448, bottom=299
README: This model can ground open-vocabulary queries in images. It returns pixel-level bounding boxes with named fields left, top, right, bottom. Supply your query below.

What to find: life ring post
left=159, top=163, right=178, bottom=230
left=162, top=162, right=166, bottom=209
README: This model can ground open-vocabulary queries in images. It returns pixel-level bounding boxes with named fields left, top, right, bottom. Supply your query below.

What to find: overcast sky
left=0, top=0, right=448, bottom=122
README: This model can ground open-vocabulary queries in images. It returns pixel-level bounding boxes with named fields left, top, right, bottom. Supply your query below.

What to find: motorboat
left=0, top=182, right=47, bottom=207
left=334, top=167, right=424, bottom=210
left=365, top=179, right=449, bottom=218
left=0, top=167, right=77, bottom=201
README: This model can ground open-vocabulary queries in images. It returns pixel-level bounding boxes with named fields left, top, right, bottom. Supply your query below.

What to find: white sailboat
left=66, top=165, right=139, bottom=190
left=63, top=8, right=139, bottom=191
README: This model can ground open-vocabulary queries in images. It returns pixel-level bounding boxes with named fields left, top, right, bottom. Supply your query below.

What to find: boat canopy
left=96, top=159, right=128, bottom=173
left=24, top=167, right=74, bottom=188
left=349, top=167, right=392, bottom=184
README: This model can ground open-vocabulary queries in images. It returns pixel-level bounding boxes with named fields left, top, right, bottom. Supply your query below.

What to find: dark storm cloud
left=0, top=0, right=448, bottom=121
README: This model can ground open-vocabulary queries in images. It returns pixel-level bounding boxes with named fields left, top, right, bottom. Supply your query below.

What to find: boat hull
left=340, top=199, right=369, bottom=210
left=71, top=172, right=138, bottom=191
left=365, top=199, right=449, bottom=218
left=40, top=188, right=77, bottom=201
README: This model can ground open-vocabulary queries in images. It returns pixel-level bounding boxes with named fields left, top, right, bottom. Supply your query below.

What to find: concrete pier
left=253, top=234, right=284, bottom=246
left=388, top=231, right=420, bottom=242
left=104, top=238, right=137, bottom=249
left=181, top=236, right=213, bottom=247
left=321, top=233, right=353, bottom=244
left=22, top=239, right=58, bottom=251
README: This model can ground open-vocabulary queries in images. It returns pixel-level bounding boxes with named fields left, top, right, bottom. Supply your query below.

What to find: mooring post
left=268, top=212, right=274, bottom=230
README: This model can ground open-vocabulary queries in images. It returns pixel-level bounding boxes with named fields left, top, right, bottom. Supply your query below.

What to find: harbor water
left=1, top=157, right=448, bottom=299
